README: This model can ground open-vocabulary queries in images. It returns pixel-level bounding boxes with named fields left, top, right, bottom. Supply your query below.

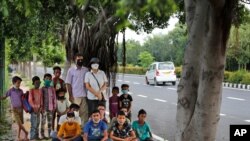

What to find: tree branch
left=241, top=0, right=250, bottom=4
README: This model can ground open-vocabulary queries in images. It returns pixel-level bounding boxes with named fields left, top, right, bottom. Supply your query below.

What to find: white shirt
left=56, top=100, right=70, bottom=113
left=85, top=70, right=108, bottom=100
left=58, top=114, right=81, bottom=125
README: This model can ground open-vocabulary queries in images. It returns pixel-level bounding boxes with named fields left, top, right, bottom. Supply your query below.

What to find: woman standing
left=85, top=57, right=108, bottom=117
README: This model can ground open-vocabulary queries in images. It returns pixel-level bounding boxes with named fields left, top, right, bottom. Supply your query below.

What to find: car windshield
left=158, top=63, right=174, bottom=70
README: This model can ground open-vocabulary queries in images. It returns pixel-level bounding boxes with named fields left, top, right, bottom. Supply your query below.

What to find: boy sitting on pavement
left=132, top=109, right=153, bottom=141
left=110, top=111, right=137, bottom=141
left=83, top=110, right=108, bottom=141
left=53, top=112, right=83, bottom=141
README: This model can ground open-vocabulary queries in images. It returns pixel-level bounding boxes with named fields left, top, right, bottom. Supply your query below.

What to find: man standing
left=66, top=53, right=89, bottom=125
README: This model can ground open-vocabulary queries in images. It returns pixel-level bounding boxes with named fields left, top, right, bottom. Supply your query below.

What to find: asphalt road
left=115, top=74, right=250, bottom=141
left=36, top=67, right=250, bottom=141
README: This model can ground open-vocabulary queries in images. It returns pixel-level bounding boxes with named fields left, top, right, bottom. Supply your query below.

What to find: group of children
left=0, top=66, right=154, bottom=141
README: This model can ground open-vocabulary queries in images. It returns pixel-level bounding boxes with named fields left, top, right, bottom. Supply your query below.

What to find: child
left=97, top=103, right=108, bottom=124
left=52, top=66, right=66, bottom=131
left=83, top=110, right=108, bottom=141
left=41, top=73, right=57, bottom=139
left=56, top=88, right=70, bottom=131
left=29, top=76, right=43, bottom=140
left=109, top=86, right=119, bottom=120
left=0, top=76, right=28, bottom=141
left=119, top=84, right=133, bottom=120
left=110, top=111, right=137, bottom=141
left=53, top=112, right=82, bottom=141
left=132, top=109, right=153, bottom=141
left=52, top=66, right=66, bottom=94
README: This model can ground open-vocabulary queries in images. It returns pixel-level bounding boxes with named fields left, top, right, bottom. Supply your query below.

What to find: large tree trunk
left=175, top=0, right=237, bottom=141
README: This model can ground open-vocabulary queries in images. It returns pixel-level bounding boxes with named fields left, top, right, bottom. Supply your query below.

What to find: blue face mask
left=121, top=90, right=128, bottom=94
left=44, top=80, right=52, bottom=87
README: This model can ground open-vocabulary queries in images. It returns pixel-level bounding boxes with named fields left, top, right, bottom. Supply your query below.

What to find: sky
left=118, top=16, right=179, bottom=44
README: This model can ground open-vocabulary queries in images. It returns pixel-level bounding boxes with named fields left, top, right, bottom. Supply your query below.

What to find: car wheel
left=145, top=77, right=149, bottom=85
left=172, top=81, right=176, bottom=86
left=154, top=78, right=158, bottom=86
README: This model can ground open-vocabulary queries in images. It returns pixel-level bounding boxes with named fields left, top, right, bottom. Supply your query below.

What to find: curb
left=223, top=82, right=250, bottom=90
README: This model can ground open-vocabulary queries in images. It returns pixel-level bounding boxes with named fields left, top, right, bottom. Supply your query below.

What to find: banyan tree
left=64, top=0, right=175, bottom=84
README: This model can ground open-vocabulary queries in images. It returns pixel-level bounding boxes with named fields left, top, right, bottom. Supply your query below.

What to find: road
left=115, top=74, right=250, bottom=141
left=36, top=67, right=250, bottom=141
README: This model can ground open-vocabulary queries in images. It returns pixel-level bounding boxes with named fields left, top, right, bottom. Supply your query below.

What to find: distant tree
left=138, top=51, right=154, bottom=68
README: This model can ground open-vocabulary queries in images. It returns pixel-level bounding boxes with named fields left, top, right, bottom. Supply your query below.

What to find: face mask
left=44, top=80, right=52, bottom=87
left=74, top=111, right=79, bottom=117
left=13, top=85, right=18, bottom=89
left=76, top=60, right=83, bottom=67
left=121, top=90, right=128, bottom=94
left=58, top=96, right=65, bottom=100
left=91, top=63, right=99, bottom=70
left=93, top=119, right=100, bottom=124
left=67, top=117, right=74, bottom=122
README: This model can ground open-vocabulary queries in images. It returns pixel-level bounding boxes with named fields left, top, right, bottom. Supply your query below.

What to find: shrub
left=118, top=66, right=147, bottom=75
left=241, top=73, right=250, bottom=85
left=224, top=71, right=232, bottom=82
left=228, top=70, right=247, bottom=83
left=175, top=66, right=182, bottom=78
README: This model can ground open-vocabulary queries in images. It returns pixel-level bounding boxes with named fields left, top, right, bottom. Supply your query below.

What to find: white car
left=145, top=62, right=177, bottom=86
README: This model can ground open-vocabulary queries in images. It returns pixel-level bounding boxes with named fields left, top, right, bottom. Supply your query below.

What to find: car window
left=153, top=64, right=156, bottom=70
left=158, top=63, right=174, bottom=70
left=149, top=65, right=153, bottom=71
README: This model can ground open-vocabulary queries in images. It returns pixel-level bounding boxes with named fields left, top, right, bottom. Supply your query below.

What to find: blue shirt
left=83, top=120, right=107, bottom=140
left=132, top=121, right=151, bottom=141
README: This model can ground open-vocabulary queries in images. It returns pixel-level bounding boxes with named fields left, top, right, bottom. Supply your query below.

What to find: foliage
left=117, top=66, right=147, bottom=75
left=175, top=66, right=182, bottom=78
left=241, top=73, right=250, bottom=84
left=224, top=71, right=232, bottom=82
left=228, top=70, right=248, bottom=83
left=138, top=51, right=154, bottom=68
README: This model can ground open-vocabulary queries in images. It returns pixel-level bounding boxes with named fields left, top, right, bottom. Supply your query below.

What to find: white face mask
left=67, top=117, right=75, bottom=122
left=74, top=111, right=79, bottom=117
left=93, top=119, right=101, bottom=124
left=91, top=63, right=99, bottom=70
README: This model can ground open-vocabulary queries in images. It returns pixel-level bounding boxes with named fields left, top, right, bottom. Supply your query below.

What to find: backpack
left=22, top=91, right=32, bottom=113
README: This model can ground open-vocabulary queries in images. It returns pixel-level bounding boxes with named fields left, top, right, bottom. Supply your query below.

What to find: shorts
left=13, top=107, right=24, bottom=124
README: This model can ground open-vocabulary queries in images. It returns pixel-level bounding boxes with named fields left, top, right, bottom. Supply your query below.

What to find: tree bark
left=175, top=0, right=237, bottom=141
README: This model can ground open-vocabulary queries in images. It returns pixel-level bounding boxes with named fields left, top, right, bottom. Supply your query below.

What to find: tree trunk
left=33, top=54, right=37, bottom=76
left=28, top=61, right=32, bottom=79
left=62, top=60, right=71, bottom=80
left=44, top=65, right=47, bottom=73
left=175, top=0, right=236, bottom=141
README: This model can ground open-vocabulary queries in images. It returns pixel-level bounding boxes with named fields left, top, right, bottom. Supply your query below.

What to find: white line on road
left=117, top=80, right=122, bottom=82
left=143, top=84, right=147, bottom=86
left=223, top=87, right=250, bottom=92
left=167, top=88, right=177, bottom=91
left=137, top=95, right=148, bottom=98
left=227, top=97, right=245, bottom=101
left=154, top=99, right=167, bottom=103
left=152, top=133, right=168, bottom=141
left=154, top=86, right=162, bottom=88
left=124, top=81, right=130, bottom=83
left=133, top=82, right=140, bottom=85
left=171, top=102, right=177, bottom=106
left=220, top=113, right=226, bottom=116
left=244, top=120, right=250, bottom=123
